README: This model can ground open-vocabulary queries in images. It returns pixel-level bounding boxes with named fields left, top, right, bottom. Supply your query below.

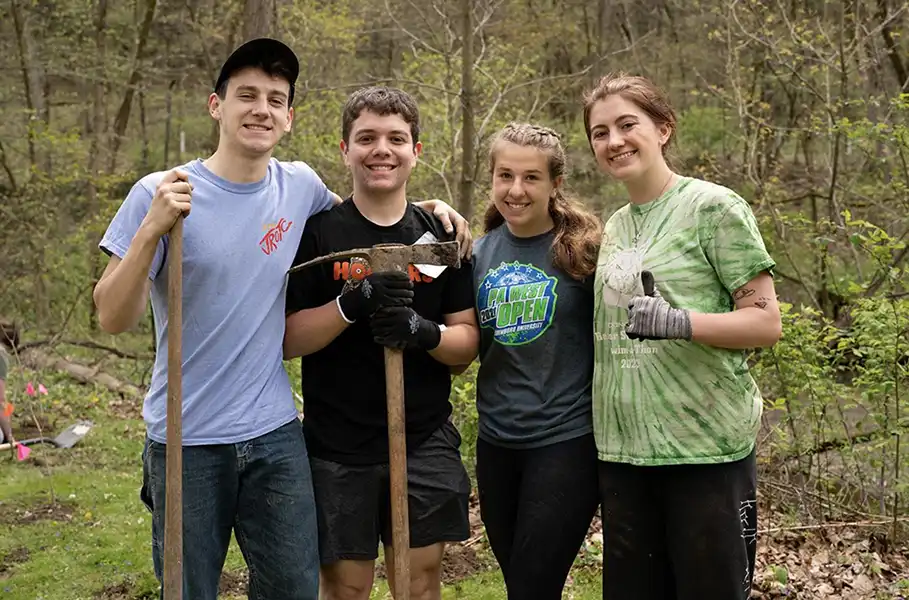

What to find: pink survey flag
left=16, top=443, right=31, bottom=461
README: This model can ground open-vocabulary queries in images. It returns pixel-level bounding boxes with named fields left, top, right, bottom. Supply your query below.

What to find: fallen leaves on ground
left=751, top=518, right=909, bottom=599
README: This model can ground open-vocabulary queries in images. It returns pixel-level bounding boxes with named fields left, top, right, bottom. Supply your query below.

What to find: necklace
left=631, top=172, right=675, bottom=246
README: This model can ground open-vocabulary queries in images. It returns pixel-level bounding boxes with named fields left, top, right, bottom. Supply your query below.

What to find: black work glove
left=625, top=271, right=692, bottom=341
left=337, top=271, right=414, bottom=322
left=370, top=306, right=442, bottom=351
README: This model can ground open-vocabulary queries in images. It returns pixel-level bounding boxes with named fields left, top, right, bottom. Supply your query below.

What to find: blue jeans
left=141, top=419, right=319, bottom=600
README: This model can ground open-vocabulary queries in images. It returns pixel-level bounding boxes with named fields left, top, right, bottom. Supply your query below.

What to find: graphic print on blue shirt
left=477, top=261, right=558, bottom=345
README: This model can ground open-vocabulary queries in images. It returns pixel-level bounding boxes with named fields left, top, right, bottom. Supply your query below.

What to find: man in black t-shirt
left=284, top=86, right=479, bottom=600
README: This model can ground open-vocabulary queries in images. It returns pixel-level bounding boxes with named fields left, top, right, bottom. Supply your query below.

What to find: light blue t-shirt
left=100, top=158, right=332, bottom=445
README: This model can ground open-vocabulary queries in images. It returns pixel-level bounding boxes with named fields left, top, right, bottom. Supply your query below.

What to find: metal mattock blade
left=405, top=240, right=461, bottom=269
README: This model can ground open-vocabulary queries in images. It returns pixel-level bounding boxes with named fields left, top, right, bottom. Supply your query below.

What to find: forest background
left=1, top=0, right=909, bottom=598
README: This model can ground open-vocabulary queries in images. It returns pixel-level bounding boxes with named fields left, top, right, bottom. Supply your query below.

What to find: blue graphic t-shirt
left=99, top=158, right=333, bottom=445
left=472, top=225, right=595, bottom=449
left=476, top=261, right=558, bottom=346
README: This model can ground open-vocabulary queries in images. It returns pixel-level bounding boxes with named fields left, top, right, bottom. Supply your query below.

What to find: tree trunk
left=459, top=0, right=475, bottom=223
left=164, top=80, right=176, bottom=169
left=243, top=0, right=273, bottom=41
left=876, top=0, right=909, bottom=93
left=109, top=0, right=159, bottom=172
left=10, top=0, right=40, bottom=170
left=0, top=141, right=17, bottom=191
left=41, top=77, right=52, bottom=175
left=86, top=0, right=109, bottom=331
left=139, top=89, right=150, bottom=174
left=11, top=0, right=52, bottom=323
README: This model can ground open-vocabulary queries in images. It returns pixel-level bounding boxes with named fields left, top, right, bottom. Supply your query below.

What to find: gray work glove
left=625, top=271, right=692, bottom=341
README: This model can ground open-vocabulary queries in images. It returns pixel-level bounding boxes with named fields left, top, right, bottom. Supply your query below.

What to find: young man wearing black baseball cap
left=93, top=38, right=471, bottom=600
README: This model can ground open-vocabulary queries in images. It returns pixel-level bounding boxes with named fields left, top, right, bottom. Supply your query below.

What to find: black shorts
left=309, top=420, right=471, bottom=565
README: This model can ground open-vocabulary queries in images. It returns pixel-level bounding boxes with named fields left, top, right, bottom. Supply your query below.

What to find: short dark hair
left=215, top=59, right=297, bottom=104
left=341, top=86, right=420, bottom=145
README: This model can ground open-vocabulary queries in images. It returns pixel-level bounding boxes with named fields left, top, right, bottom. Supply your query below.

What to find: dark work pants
left=476, top=433, right=600, bottom=600
left=598, top=448, right=758, bottom=600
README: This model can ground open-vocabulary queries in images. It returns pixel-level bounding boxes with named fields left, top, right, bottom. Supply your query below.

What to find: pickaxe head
left=287, top=240, right=461, bottom=275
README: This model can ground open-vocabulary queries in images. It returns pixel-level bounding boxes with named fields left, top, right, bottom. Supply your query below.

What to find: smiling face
left=491, top=141, right=558, bottom=237
left=209, top=66, right=293, bottom=157
left=341, top=110, right=421, bottom=196
left=587, top=94, right=672, bottom=184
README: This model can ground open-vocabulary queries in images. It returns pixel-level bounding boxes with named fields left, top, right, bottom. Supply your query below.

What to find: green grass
left=0, top=369, right=601, bottom=599
left=0, top=385, right=160, bottom=600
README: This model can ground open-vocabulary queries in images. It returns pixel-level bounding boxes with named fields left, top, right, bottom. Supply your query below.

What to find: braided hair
left=485, top=122, right=602, bottom=280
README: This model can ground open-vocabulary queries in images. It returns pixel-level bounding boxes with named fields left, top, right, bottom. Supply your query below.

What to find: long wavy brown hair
left=484, top=123, right=602, bottom=281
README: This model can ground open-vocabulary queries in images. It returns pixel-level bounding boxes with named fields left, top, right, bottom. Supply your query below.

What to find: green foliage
left=676, top=105, right=730, bottom=159
left=451, top=362, right=480, bottom=479
left=753, top=211, right=909, bottom=516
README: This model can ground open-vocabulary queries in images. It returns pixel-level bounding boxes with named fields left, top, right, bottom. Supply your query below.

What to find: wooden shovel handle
left=164, top=215, right=184, bottom=600
left=385, top=346, right=410, bottom=600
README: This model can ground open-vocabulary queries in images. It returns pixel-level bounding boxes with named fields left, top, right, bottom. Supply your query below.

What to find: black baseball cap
left=214, top=38, right=299, bottom=104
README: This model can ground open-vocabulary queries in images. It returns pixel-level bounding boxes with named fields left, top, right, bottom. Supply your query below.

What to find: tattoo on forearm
left=755, top=297, right=771, bottom=309
left=733, top=288, right=756, bottom=300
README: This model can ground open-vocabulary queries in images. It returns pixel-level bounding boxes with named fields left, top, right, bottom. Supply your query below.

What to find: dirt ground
left=0, top=497, right=76, bottom=526
left=93, top=581, right=138, bottom=600
left=5, top=486, right=908, bottom=599
left=0, top=547, right=30, bottom=578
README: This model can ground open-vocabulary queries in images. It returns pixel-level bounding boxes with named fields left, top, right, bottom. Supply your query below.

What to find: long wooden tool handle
left=385, top=346, right=410, bottom=600
left=164, top=216, right=184, bottom=600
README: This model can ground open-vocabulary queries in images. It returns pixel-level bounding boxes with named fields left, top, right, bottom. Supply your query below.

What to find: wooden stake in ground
left=164, top=214, right=184, bottom=600
left=287, top=241, right=461, bottom=600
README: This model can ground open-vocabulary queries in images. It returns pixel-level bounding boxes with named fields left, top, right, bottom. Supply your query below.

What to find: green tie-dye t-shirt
left=593, top=177, right=776, bottom=466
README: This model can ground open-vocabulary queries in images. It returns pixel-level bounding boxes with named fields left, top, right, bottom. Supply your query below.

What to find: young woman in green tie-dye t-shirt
left=583, top=74, right=782, bottom=600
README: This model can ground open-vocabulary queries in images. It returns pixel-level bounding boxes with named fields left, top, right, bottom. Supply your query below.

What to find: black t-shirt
left=286, top=199, right=475, bottom=465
